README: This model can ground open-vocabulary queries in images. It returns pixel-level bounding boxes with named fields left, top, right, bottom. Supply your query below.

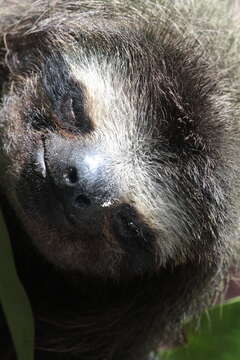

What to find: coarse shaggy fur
left=0, top=0, right=240, bottom=359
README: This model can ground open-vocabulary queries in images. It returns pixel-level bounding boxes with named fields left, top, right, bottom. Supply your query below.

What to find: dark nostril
left=75, top=194, right=91, bottom=208
left=63, top=167, right=79, bottom=185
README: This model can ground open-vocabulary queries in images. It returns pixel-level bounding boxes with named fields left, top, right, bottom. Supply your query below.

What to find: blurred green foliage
left=0, top=208, right=34, bottom=360
left=160, top=297, right=240, bottom=360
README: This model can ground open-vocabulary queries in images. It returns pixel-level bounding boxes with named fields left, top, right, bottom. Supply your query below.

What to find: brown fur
left=0, top=1, right=240, bottom=359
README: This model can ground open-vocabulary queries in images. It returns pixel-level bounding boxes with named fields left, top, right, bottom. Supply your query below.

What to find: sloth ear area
left=0, top=32, right=36, bottom=99
left=0, top=31, right=47, bottom=77
left=0, top=34, right=12, bottom=97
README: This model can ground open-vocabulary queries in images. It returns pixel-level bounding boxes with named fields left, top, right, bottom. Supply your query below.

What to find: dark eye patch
left=54, top=81, right=94, bottom=134
left=41, top=55, right=94, bottom=134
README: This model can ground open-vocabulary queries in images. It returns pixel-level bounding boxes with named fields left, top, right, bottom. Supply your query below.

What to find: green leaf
left=160, top=298, right=240, bottom=360
left=0, top=208, right=34, bottom=360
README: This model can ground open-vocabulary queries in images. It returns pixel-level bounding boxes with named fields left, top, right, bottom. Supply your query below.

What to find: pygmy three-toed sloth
left=0, top=0, right=240, bottom=359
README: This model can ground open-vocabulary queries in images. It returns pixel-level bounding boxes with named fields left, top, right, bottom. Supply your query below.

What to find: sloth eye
left=41, top=58, right=94, bottom=134
left=53, top=86, right=94, bottom=134
left=58, top=94, right=80, bottom=130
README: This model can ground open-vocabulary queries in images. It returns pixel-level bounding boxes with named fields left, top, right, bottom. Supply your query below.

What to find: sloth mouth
left=33, top=139, right=155, bottom=250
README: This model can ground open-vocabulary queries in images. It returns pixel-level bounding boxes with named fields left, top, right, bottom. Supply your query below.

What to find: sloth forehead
left=40, top=34, right=220, bottom=161
left=62, top=50, right=211, bottom=155
left=64, top=55, right=143, bottom=130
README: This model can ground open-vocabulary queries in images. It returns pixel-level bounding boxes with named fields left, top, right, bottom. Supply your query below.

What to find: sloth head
left=0, top=5, right=238, bottom=280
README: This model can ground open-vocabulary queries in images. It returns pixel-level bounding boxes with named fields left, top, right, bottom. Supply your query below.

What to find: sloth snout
left=60, top=162, right=113, bottom=212
left=47, top=146, right=117, bottom=222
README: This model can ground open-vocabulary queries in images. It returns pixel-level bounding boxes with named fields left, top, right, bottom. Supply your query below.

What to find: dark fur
left=0, top=1, right=240, bottom=359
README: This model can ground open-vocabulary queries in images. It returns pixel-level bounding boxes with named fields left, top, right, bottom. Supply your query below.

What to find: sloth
left=0, top=0, right=240, bottom=359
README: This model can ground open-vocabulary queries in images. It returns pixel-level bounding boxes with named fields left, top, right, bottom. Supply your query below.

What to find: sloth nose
left=63, top=166, right=91, bottom=208
left=62, top=166, right=107, bottom=209
left=55, top=152, right=114, bottom=214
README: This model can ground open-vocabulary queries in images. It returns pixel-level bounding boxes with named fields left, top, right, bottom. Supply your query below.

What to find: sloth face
left=0, top=24, right=233, bottom=279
